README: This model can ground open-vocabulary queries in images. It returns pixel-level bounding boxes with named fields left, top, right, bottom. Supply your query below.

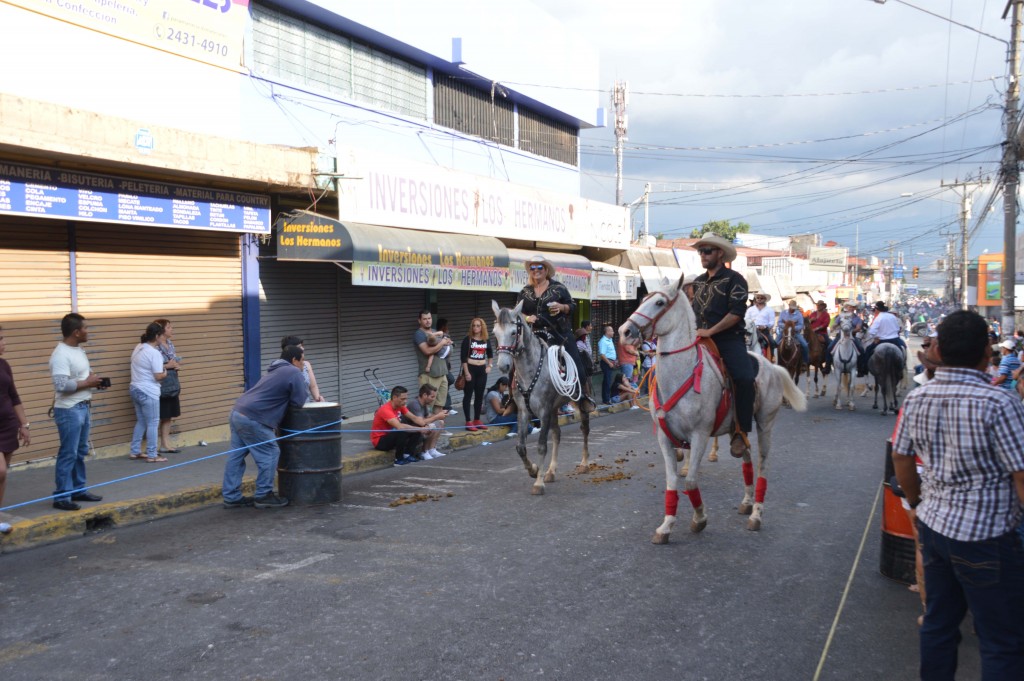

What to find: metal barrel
left=879, top=438, right=916, bottom=584
left=277, top=403, right=343, bottom=505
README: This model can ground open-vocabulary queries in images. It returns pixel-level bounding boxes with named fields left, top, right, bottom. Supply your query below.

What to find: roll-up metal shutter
left=0, top=218, right=71, bottom=462
left=435, top=290, right=518, bottom=402
left=74, top=224, right=243, bottom=450
left=337, top=271, right=424, bottom=417
left=258, top=259, right=341, bottom=402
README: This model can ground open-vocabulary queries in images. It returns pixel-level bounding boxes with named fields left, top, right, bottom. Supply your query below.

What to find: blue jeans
left=601, top=363, right=615, bottom=403
left=489, top=413, right=519, bottom=433
left=774, top=330, right=809, bottom=363
left=53, top=402, right=91, bottom=501
left=129, top=387, right=160, bottom=459
left=918, top=520, right=1024, bottom=680
left=223, top=410, right=280, bottom=502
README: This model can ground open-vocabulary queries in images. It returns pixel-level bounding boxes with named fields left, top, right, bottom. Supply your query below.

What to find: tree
left=690, top=220, right=751, bottom=241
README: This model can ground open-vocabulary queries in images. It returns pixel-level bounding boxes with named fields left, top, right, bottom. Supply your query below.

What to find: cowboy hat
left=751, top=291, right=771, bottom=302
left=681, top=272, right=700, bottom=287
left=873, top=301, right=888, bottom=312
left=691, top=234, right=737, bottom=263
left=525, top=254, right=556, bottom=279
left=816, top=300, right=827, bottom=308
left=787, top=299, right=799, bottom=308
left=575, top=327, right=589, bottom=339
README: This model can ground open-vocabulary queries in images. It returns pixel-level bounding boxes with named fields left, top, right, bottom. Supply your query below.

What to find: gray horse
left=492, top=300, right=591, bottom=495
left=831, top=322, right=859, bottom=411
left=619, top=276, right=807, bottom=543
left=869, top=343, right=905, bottom=415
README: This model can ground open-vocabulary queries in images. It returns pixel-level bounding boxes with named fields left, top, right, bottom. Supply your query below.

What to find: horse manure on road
left=388, top=492, right=454, bottom=508
left=584, top=471, right=632, bottom=484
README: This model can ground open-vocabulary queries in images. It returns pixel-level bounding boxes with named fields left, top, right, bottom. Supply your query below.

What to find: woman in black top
left=460, top=318, right=492, bottom=430
left=516, top=254, right=595, bottom=413
left=0, top=325, right=31, bottom=534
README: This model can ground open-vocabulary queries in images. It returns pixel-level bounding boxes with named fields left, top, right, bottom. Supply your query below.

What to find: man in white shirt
left=858, top=301, right=906, bottom=377
left=744, top=292, right=775, bottom=357
left=49, top=313, right=107, bottom=511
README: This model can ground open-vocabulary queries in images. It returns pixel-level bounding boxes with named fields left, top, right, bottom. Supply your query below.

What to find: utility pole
left=612, top=80, right=628, bottom=206
left=886, top=240, right=897, bottom=300
left=942, top=176, right=987, bottom=309
left=1002, top=0, right=1022, bottom=335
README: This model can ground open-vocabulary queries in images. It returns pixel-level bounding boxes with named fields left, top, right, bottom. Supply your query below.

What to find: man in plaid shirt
left=892, top=310, right=1024, bottom=680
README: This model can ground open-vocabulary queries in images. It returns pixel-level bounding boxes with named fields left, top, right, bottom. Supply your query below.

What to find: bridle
left=496, top=314, right=525, bottom=358
left=627, top=290, right=679, bottom=340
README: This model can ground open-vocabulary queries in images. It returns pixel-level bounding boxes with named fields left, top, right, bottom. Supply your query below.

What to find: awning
left=639, top=265, right=684, bottom=293
left=275, top=211, right=510, bottom=291
left=507, top=248, right=592, bottom=299
left=605, top=246, right=679, bottom=270
left=591, top=263, right=640, bottom=300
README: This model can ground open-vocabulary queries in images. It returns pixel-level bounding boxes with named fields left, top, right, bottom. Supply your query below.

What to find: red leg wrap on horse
left=742, top=461, right=754, bottom=486
left=755, top=477, right=767, bottom=503
left=664, top=490, right=679, bottom=517
left=683, top=488, right=703, bottom=509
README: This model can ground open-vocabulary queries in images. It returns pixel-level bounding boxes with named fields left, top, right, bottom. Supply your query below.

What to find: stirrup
left=730, top=431, right=750, bottom=458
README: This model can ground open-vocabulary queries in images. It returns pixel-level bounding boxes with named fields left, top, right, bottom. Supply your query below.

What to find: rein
left=495, top=314, right=545, bottom=401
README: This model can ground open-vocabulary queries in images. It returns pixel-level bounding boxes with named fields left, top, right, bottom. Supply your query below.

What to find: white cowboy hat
left=751, top=291, right=771, bottom=302
left=525, top=254, right=556, bottom=279
left=787, top=299, right=799, bottom=308
left=691, top=234, right=737, bottom=263
left=681, top=272, right=699, bottom=286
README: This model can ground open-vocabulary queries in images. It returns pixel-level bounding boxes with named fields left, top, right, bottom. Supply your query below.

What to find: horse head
left=492, top=299, right=526, bottom=375
left=619, top=276, right=697, bottom=348
left=839, top=321, right=853, bottom=339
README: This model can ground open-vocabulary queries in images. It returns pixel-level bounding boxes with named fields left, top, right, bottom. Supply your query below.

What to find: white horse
left=619, top=276, right=807, bottom=543
left=831, top=322, right=859, bottom=411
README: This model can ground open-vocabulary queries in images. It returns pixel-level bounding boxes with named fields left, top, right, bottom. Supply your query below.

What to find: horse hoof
left=690, top=518, right=707, bottom=533
left=531, top=485, right=544, bottom=496
left=849, top=404, right=856, bottom=412
left=738, top=503, right=753, bottom=516
left=543, top=471, right=555, bottom=483
left=652, top=532, right=670, bottom=545
left=679, top=466, right=689, bottom=477
left=872, top=405, right=878, bottom=410
left=574, top=464, right=588, bottom=474
left=708, top=452, right=718, bottom=462
left=528, top=466, right=539, bottom=479
left=747, top=518, right=762, bottom=531
left=834, top=404, right=842, bottom=411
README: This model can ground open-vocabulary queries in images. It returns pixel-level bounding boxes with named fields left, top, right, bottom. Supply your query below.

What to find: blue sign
left=905, top=284, right=919, bottom=295
left=893, top=264, right=904, bottom=280
left=0, top=161, right=270, bottom=234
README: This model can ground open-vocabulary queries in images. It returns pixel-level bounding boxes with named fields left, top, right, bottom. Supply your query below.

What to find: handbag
left=453, top=374, right=467, bottom=391
left=161, top=369, right=181, bottom=397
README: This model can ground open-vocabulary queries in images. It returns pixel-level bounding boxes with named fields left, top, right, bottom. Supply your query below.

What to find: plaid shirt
left=892, top=367, right=1024, bottom=541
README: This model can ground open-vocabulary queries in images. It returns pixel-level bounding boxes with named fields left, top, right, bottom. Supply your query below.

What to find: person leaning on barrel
left=516, top=254, right=596, bottom=413
left=221, top=345, right=308, bottom=509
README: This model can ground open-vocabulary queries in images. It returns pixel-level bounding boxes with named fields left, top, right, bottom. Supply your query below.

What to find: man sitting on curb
left=371, top=386, right=427, bottom=466
left=405, top=384, right=448, bottom=460
left=222, top=344, right=308, bottom=509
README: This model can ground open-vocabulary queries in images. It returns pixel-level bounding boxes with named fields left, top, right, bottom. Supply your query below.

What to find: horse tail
left=772, top=363, right=808, bottom=412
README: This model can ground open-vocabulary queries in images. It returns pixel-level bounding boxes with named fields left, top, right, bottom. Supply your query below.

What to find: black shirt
left=691, top=267, right=749, bottom=337
left=517, top=279, right=575, bottom=340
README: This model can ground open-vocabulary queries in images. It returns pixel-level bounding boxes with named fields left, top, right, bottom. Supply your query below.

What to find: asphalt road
left=0, top=354, right=981, bottom=680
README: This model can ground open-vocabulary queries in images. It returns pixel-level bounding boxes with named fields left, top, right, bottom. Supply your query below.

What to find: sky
left=540, top=0, right=1012, bottom=271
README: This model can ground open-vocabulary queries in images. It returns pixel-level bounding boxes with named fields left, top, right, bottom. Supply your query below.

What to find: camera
left=99, top=377, right=112, bottom=389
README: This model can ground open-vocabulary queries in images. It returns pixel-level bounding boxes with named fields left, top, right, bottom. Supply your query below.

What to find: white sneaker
left=530, top=426, right=541, bottom=435
left=0, top=522, right=11, bottom=534
left=420, top=451, right=435, bottom=460
left=630, top=405, right=640, bottom=410
left=447, top=409, right=458, bottom=415
left=429, top=448, right=445, bottom=458
left=506, top=431, right=517, bottom=438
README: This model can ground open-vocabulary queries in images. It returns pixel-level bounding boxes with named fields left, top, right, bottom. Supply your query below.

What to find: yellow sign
left=3, top=0, right=248, bottom=72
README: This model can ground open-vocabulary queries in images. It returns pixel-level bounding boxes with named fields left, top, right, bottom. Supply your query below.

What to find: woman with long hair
left=130, top=322, right=178, bottom=462
left=0, top=325, right=31, bottom=534
left=153, top=318, right=181, bottom=453
left=460, top=317, right=492, bottom=431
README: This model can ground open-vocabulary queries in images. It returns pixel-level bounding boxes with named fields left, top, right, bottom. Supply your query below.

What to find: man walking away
left=892, top=310, right=1024, bottom=680
left=222, top=345, right=308, bottom=509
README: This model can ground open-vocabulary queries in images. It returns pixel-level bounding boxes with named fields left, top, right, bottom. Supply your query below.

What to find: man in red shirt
left=371, top=386, right=424, bottom=466
left=808, top=300, right=831, bottom=341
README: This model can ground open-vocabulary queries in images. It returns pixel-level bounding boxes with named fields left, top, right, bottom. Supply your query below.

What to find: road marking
left=341, top=503, right=394, bottom=512
left=414, top=464, right=487, bottom=472
left=402, top=476, right=478, bottom=485
left=349, top=491, right=396, bottom=500
left=253, top=553, right=331, bottom=581
left=372, top=480, right=453, bottom=493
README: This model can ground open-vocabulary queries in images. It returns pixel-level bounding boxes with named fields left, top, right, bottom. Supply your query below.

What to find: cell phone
left=99, top=377, right=112, bottom=389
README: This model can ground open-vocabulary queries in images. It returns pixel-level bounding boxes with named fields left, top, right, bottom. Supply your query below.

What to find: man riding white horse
left=744, top=291, right=775, bottom=358
left=824, top=301, right=864, bottom=374
left=690, top=234, right=756, bottom=458
left=858, top=300, right=906, bottom=377
left=775, top=299, right=809, bottom=365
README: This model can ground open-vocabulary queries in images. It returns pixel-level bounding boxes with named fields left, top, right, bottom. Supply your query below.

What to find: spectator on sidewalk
left=609, top=371, right=639, bottom=408
left=992, top=339, right=1019, bottom=392
left=414, top=311, right=452, bottom=416
left=49, top=313, right=107, bottom=511
left=436, top=318, right=457, bottom=415
left=129, top=322, right=178, bottom=463
left=153, top=318, right=182, bottom=454
left=280, top=335, right=325, bottom=403
left=616, top=337, right=638, bottom=383
left=0, top=325, right=31, bottom=533
left=371, top=385, right=425, bottom=466
left=405, top=384, right=447, bottom=460
left=598, top=324, right=618, bottom=404
left=221, top=344, right=308, bottom=509
left=460, top=317, right=492, bottom=431
left=892, top=310, right=1024, bottom=680
left=484, top=377, right=539, bottom=436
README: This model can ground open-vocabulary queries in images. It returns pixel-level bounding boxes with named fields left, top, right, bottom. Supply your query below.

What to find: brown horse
left=777, top=320, right=803, bottom=387
left=804, top=325, right=828, bottom=398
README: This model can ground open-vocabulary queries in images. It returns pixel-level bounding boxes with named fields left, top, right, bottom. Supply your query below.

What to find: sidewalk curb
left=0, top=398, right=645, bottom=553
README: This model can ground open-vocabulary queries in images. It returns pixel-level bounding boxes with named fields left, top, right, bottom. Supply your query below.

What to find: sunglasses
left=697, top=247, right=718, bottom=255
left=528, top=265, right=546, bottom=271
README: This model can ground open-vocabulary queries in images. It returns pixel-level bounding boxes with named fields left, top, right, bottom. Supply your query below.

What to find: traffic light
left=912, top=266, right=919, bottom=278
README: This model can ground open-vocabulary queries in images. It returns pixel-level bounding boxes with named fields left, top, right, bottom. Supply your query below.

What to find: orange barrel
left=879, top=438, right=916, bottom=584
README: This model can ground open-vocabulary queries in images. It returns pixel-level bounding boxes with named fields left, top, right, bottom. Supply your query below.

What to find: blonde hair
left=468, top=317, right=489, bottom=341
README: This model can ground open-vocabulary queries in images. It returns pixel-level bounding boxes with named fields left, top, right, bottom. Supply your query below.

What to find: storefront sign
left=592, top=269, right=639, bottom=300
left=0, top=161, right=270, bottom=233
left=276, top=212, right=511, bottom=292
left=336, top=155, right=631, bottom=249
left=506, top=262, right=591, bottom=299
left=808, top=246, right=848, bottom=272
left=4, top=0, right=249, bottom=72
